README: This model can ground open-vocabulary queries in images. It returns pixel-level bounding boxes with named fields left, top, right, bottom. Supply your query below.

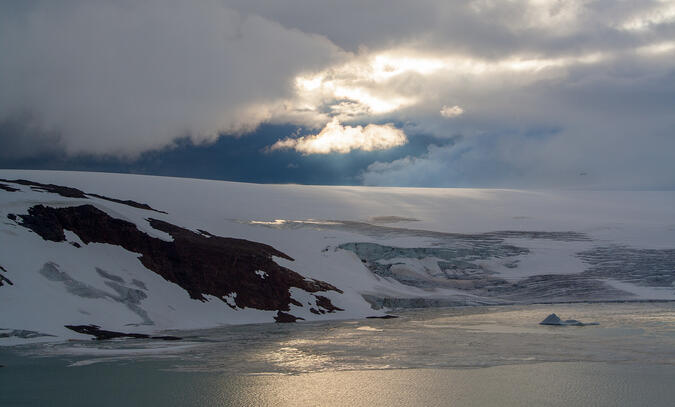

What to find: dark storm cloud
left=0, top=113, right=64, bottom=160
left=0, top=0, right=344, bottom=156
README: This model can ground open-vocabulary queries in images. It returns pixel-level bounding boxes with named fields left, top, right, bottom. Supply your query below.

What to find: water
left=2, top=302, right=675, bottom=406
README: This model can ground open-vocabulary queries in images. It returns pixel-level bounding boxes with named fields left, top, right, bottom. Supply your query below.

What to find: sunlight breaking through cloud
left=440, top=105, right=464, bottom=118
left=269, top=118, right=407, bottom=154
left=288, top=47, right=629, bottom=123
left=2, top=0, right=675, bottom=188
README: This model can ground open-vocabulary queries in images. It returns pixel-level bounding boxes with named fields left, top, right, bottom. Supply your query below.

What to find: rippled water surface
left=2, top=302, right=675, bottom=406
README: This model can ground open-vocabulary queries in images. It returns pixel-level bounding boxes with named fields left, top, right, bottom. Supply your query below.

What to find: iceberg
left=540, top=313, right=598, bottom=326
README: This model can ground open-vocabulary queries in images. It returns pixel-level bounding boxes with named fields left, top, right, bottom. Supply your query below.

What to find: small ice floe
left=539, top=313, right=599, bottom=326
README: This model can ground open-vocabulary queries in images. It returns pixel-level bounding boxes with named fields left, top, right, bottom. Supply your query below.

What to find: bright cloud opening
left=621, top=2, right=675, bottom=31
left=440, top=105, right=464, bottom=118
left=288, top=47, right=622, bottom=123
left=371, top=53, right=446, bottom=81
left=269, top=118, right=407, bottom=154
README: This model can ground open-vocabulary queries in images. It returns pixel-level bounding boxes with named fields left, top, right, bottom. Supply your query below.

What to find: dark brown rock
left=88, top=193, right=167, bottom=214
left=14, top=204, right=343, bottom=313
left=274, top=311, right=304, bottom=323
left=0, top=179, right=165, bottom=213
left=14, top=204, right=69, bottom=241
left=0, top=276, right=12, bottom=287
left=0, top=265, right=12, bottom=287
left=0, top=179, right=87, bottom=198
left=0, top=275, right=12, bottom=287
left=65, top=324, right=148, bottom=340
left=64, top=324, right=181, bottom=341
left=0, top=183, right=19, bottom=192
left=151, top=335, right=182, bottom=341
left=314, top=295, right=344, bottom=312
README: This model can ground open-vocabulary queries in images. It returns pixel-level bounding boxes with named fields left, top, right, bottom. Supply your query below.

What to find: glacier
left=1, top=169, right=674, bottom=344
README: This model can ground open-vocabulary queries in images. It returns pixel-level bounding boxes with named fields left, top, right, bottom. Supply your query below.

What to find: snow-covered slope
left=1, top=170, right=674, bottom=344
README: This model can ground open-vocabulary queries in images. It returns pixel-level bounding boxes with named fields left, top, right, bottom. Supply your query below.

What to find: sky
left=1, top=0, right=674, bottom=188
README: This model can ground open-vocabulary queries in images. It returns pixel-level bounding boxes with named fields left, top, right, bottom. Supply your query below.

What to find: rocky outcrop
left=87, top=193, right=167, bottom=213
left=314, top=295, right=344, bottom=313
left=0, top=179, right=165, bottom=213
left=274, top=311, right=305, bottom=323
left=64, top=325, right=181, bottom=340
left=0, top=182, right=19, bottom=192
left=0, top=265, right=12, bottom=287
left=0, top=178, right=86, bottom=198
left=12, top=204, right=342, bottom=314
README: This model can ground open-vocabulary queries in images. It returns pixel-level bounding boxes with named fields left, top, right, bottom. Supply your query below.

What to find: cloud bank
left=0, top=0, right=344, bottom=156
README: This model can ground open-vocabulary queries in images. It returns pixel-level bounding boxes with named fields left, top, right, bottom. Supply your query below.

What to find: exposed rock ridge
left=88, top=193, right=167, bottom=213
left=11, top=204, right=342, bottom=314
left=0, top=264, right=12, bottom=287
left=0, top=178, right=165, bottom=213
left=64, top=324, right=181, bottom=340
left=0, top=183, right=19, bottom=192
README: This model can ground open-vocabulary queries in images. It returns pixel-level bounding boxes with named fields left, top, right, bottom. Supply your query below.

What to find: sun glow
left=270, top=117, right=407, bottom=155
left=370, top=53, right=446, bottom=81
left=293, top=53, right=430, bottom=115
left=286, top=34, right=669, bottom=129
left=292, top=49, right=614, bottom=119
left=440, top=105, right=464, bottom=118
